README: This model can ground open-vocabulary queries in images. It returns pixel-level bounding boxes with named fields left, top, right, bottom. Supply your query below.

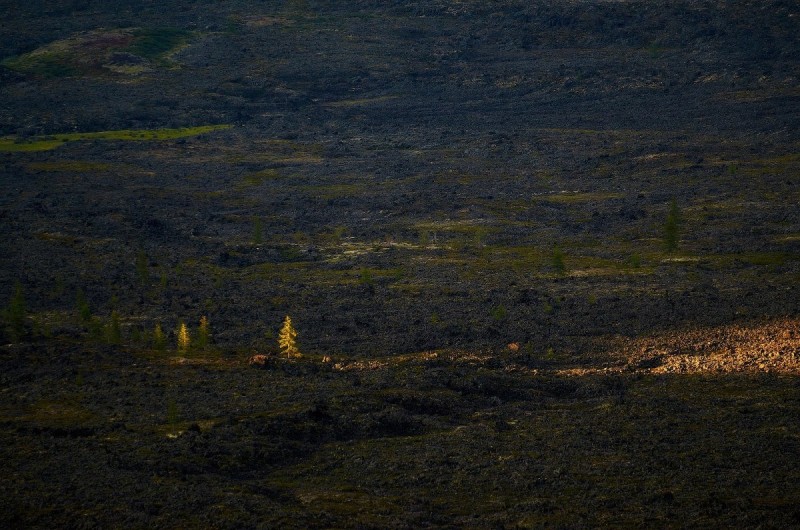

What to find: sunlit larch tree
left=278, top=315, right=299, bottom=358
left=177, top=321, right=190, bottom=353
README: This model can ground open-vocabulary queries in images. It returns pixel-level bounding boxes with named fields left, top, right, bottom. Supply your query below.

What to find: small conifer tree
left=177, top=321, right=190, bottom=353
left=76, top=288, right=91, bottom=323
left=166, top=399, right=179, bottom=425
left=278, top=315, right=299, bottom=358
left=52, top=274, right=65, bottom=300
left=136, top=250, right=150, bottom=285
left=153, top=322, right=166, bottom=351
left=253, top=216, right=264, bottom=245
left=6, top=281, right=26, bottom=342
left=106, top=310, right=122, bottom=344
left=197, top=316, right=210, bottom=349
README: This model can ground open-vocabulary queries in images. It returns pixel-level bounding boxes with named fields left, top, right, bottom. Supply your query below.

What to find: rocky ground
left=1, top=321, right=799, bottom=528
left=1, top=0, right=799, bottom=527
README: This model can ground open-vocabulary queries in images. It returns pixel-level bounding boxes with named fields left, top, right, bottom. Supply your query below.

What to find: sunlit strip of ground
left=560, top=318, right=800, bottom=376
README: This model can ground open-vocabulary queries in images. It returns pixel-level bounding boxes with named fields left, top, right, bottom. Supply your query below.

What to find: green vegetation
left=2, top=51, right=76, bottom=78
left=323, top=95, right=400, bottom=108
left=491, top=304, right=508, bottom=321
left=153, top=322, right=166, bottom=351
left=0, top=125, right=232, bottom=152
left=299, top=183, right=365, bottom=199
left=252, top=217, right=264, bottom=245
left=136, top=251, right=150, bottom=285
left=419, top=229, right=431, bottom=247
left=0, top=138, right=65, bottom=152
left=238, top=169, right=282, bottom=189
left=23, top=398, right=96, bottom=430
left=4, top=281, right=26, bottom=342
left=126, top=28, right=192, bottom=62
left=646, top=40, right=664, bottom=58
left=105, top=311, right=122, bottom=344
left=359, top=268, right=374, bottom=287
left=537, top=191, right=623, bottom=204
left=197, top=316, right=210, bottom=349
left=2, top=27, right=193, bottom=78
left=166, top=399, right=179, bottom=425
left=76, top=289, right=92, bottom=323
left=551, top=245, right=566, bottom=275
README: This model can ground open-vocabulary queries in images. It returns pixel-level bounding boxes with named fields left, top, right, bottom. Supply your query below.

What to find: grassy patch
left=126, top=28, right=192, bottom=62
left=435, top=243, right=656, bottom=279
left=0, top=125, right=232, bottom=152
left=3, top=51, right=77, bottom=77
left=0, top=139, right=66, bottom=152
left=231, top=140, right=324, bottom=165
left=8, top=398, right=97, bottom=431
left=2, top=28, right=193, bottom=78
left=715, top=251, right=796, bottom=267
left=237, top=169, right=283, bottom=189
left=535, top=191, right=624, bottom=204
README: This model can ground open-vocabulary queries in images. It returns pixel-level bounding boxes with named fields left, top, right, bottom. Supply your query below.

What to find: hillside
left=1, top=0, right=799, bottom=527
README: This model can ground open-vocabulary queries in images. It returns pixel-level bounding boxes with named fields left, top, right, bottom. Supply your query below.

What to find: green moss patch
left=0, top=125, right=232, bottom=152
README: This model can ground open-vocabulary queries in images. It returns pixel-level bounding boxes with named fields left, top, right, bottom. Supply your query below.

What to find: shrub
left=359, top=268, right=374, bottom=287
left=491, top=305, right=508, bottom=321
left=5, top=281, right=26, bottom=342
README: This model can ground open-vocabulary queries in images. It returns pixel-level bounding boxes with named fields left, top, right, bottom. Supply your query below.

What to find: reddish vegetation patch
left=78, top=33, right=135, bottom=52
left=248, top=354, right=269, bottom=366
left=608, top=318, right=800, bottom=375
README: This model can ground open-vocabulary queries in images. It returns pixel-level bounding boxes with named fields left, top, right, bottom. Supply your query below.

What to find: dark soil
left=1, top=0, right=799, bottom=527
